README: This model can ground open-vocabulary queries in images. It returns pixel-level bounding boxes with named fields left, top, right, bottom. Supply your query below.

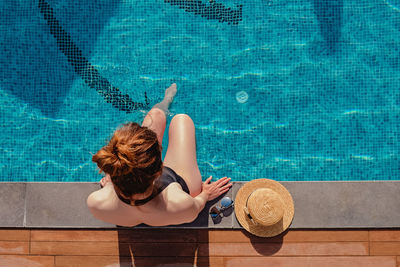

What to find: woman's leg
left=141, top=83, right=177, bottom=144
left=163, top=114, right=202, bottom=197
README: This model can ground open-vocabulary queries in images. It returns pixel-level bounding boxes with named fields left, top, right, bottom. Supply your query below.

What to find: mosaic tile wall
left=0, top=0, right=399, bottom=181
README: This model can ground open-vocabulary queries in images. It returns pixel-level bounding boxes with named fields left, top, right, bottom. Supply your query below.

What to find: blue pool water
left=0, top=0, right=399, bottom=182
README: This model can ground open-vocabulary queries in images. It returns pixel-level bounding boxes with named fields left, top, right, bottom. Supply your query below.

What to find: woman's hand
left=201, top=176, right=232, bottom=201
left=99, top=174, right=112, bottom=188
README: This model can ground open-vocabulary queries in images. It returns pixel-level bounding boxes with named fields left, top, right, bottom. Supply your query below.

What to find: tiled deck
left=1, top=181, right=399, bottom=266
left=0, top=229, right=399, bottom=266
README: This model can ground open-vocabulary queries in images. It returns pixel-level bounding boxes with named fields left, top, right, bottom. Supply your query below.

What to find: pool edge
left=0, top=181, right=399, bottom=228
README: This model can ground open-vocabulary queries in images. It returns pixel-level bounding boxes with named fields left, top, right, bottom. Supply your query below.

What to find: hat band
left=244, top=191, right=257, bottom=225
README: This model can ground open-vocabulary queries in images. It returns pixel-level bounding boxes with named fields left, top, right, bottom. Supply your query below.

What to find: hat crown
left=247, top=188, right=284, bottom=226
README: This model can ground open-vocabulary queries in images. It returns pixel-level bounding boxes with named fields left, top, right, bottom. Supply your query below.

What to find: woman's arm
left=185, top=176, right=232, bottom=222
left=192, top=191, right=209, bottom=212
left=194, top=176, right=232, bottom=210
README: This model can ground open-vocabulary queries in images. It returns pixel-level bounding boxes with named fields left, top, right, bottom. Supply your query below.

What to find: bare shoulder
left=157, top=184, right=201, bottom=224
left=87, top=184, right=116, bottom=211
left=87, top=185, right=142, bottom=226
left=163, top=184, right=196, bottom=213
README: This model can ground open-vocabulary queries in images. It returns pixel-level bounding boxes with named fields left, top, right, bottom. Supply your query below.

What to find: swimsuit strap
left=116, top=166, right=190, bottom=206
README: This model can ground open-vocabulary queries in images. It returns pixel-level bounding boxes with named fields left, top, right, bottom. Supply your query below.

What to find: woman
left=87, top=83, right=232, bottom=226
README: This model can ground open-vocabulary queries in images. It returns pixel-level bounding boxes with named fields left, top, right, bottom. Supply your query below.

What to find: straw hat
left=235, top=179, right=294, bottom=237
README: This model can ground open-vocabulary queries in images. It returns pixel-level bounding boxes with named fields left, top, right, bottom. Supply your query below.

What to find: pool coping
left=0, top=181, right=399, bottom=229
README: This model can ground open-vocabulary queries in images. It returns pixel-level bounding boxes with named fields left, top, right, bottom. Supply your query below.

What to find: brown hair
left=92, top=122, right=162, bottom=197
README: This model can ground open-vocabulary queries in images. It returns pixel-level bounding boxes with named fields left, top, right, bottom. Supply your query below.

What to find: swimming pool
left=0, top=0, right=399, bottom=182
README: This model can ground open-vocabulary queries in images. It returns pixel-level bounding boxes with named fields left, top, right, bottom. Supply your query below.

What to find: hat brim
left=234, top=179, right=294, bottom=237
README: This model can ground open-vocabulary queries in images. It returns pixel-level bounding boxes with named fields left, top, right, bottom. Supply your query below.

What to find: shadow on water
left=313, top=0, right=343, bottom=54
left=165, top=0, right=243, bottom=25
left=0, top=0, right=120, bottom=117
left=38, top=0, right=149, bottom=114
left=117, top=228, right=209, bottom=266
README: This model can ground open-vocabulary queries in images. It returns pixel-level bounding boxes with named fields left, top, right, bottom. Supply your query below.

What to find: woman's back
left=87, top=182, right=199, bottom=227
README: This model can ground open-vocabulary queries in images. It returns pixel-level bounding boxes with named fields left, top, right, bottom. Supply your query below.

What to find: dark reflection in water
left=165, top=0, right=243, bottom=25
left=0, top=0, right=121, bottom=116
left=39, top=0, right=149, bottom=113
left=313, top=0, right=343, bottom=54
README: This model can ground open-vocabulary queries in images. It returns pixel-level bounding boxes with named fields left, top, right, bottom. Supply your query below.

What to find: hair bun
left=92, top=122, right=163, bottom=196
left=109, top=143, right=133, bottom=177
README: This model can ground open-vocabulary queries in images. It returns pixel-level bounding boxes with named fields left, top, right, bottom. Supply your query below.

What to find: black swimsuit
left=117, top=166, right=190, bottom=206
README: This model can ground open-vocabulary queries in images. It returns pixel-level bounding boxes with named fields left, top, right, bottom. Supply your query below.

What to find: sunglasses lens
left=210, top=207, right=220, bottom=218
left=210, top=212, right=218, bottom=218
left=221, top=197, right=233, bottom=208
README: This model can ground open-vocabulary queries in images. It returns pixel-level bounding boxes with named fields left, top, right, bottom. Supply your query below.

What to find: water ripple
left=385, top=0, right=400, bottom=11
left=35, top=160, right=90, bottom=172
left=197, top=120, right=285, bottom=134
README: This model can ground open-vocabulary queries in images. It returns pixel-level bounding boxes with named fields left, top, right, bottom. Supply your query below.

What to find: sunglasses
left=210, top=197, right=234, bottom=218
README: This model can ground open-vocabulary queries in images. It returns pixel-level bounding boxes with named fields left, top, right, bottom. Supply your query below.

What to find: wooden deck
left=0, top=229, right=399, bottom=266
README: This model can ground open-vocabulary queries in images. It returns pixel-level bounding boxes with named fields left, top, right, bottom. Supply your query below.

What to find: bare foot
left=152, top=83, right=177, bottom=115
left=164, top=83, right=177, bottom=103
